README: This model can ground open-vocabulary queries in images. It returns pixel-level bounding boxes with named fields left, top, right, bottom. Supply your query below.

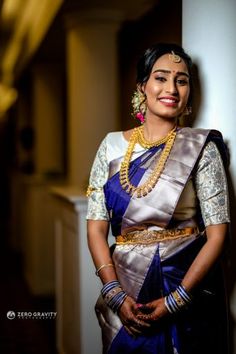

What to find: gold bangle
left=172, top=290, right=185, bottom=307
left=95, top=263, right=114, bottom=276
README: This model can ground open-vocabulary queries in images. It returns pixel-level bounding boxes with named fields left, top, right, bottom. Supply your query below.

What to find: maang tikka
left=169, top=51, right=181, bottom=63
left=131, top=89, right=146, bottom=124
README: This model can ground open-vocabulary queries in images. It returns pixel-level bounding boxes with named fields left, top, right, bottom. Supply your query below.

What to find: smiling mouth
left=159, top=98, right=179, bottom=106
left=159, top=98, right=178, bottom=104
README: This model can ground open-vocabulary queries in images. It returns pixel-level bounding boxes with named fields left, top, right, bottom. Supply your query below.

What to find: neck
left=143, top=116, right=177, bottom=142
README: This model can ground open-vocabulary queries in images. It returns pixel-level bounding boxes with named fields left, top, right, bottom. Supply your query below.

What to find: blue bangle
left=177, top=285, right=192, bottom=303
left=101, top=280, right=120, bottom=297
left=108, top=291, right=127, bottom=312
left=165, top=284, right=192, bottom=314
left=101, top=280, right=127, bottom=313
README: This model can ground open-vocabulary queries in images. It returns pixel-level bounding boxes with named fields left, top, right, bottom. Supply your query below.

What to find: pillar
left=32, top=63, right=64, bottom=176
left=182, top=1, right=236, bottom=352
left=65, top=9, right=122, bottom=191
left=182, top=0, right=236, bottom=178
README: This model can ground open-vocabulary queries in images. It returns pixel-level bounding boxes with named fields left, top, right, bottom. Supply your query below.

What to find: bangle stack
left=101, top=280, right=127, bottom=313
left=164, top=284, right=192, bottom=314
left=95, top=263, right=114, bottom=276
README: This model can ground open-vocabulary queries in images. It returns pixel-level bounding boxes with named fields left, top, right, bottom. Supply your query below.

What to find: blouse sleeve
left=195, top=140, right=230, bottom=226
left=86, top=136, right=109, bottom=220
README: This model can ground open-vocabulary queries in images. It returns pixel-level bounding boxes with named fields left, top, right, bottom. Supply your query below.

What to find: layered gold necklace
left=120, top=126, right=177, bottom=198
left=137, top=125, right=176, bottom=149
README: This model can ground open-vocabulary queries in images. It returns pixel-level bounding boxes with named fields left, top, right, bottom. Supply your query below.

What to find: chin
left=158, top=113, right=178, bottom=120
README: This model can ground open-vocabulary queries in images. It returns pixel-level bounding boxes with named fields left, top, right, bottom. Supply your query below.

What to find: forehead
left=152, top=53, right=189, bottom=73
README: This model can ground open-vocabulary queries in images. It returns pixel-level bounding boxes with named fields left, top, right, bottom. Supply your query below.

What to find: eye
left=155, top=76, right=166, bottom=82
left=176, top=78, right=189, bottom=86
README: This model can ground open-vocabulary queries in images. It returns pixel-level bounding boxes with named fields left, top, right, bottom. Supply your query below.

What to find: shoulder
left=96, top=131, right=124, bottom=151
left=201, top=140, right=221, bottom=160
left=105, top=131, right=124, bottom=144
left=178, top=126, right=211, bottom=138
left=175, top=127, right=229, bottom=166
left=196, top=141, right=227, bottom=177
left=106, top=128, right=136, bottom=143
left=179, top=126, right=223, bottom=138
left=178, top=127, right=226, bottom=150
left=186, top=127, right=230, bottom=168
left=175, top=127, right=211, bottom=152
left=102, top=130, right=131, bottom=163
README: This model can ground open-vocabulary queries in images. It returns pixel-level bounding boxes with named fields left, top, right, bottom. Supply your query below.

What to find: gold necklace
left=137, top=125, right=176, bottom=149
left=120, top=127, right=176, bottom=198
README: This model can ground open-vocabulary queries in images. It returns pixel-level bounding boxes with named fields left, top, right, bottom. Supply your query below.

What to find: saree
left=93, top=128, right=230, bottom=354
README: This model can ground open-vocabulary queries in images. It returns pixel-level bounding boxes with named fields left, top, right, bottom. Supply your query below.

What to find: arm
left=86, top=135, right=117, bottom=283
left=86, top=137, right=149, bottom=334
left=182, top=223, right=227, bottom=292
left=87, top=219, right=115, bottom=284
left=87, top=219, right=149, bottom=335
left=181, top=140, right=230, bottom=291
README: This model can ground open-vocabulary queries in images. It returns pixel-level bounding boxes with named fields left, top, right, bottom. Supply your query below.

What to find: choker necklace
left=137, top=125, right=176, bottom=149
left=120, top=126, right=177, bottom=198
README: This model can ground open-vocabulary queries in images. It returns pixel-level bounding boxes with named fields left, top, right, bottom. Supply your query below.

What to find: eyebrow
left=152, top=69, right=190, bottom=78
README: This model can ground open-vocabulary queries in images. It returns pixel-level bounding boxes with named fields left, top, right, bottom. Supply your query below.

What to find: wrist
left=95, top=262, right=114, bottom=276
left=101, top=280, right=127, bottom=313
left=164, top=284, right=192, bottom=314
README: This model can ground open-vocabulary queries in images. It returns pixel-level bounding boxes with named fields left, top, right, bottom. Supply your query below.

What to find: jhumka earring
left=131, top=89, right=146, bottom=124
left=183, top=106, right=192, bottom=116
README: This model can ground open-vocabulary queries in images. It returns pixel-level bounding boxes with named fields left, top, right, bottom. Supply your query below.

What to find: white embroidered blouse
left=86, top=131, right=230, bottom=228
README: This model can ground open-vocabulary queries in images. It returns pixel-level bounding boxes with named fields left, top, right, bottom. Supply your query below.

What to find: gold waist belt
left=116, top=227, right=199, bottom=245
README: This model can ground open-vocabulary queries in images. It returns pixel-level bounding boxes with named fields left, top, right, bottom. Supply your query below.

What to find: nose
left=165, top=78, right=178, bottom=95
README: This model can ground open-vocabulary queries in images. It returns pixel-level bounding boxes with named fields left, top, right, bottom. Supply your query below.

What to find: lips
left=159, top=96, right=179, bottom=106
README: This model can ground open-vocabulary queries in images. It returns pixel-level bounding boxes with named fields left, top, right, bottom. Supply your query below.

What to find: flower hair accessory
left=131, top=89, right=146, bottom=124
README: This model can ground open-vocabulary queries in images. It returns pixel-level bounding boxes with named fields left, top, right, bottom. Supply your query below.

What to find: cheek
left=145, top=83, right=160, bottom=98
left=181, top=88, right=190, bottom=104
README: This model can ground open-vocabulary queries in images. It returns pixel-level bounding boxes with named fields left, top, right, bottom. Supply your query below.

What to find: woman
left=86, top=43, right=230, bottom=354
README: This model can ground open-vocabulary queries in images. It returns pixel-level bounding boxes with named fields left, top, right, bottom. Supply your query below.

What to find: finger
left=128, top=313, right=151, bottom=328
left=136, top=304, right=155, bottom=317
left=124, top=325, right=141, bottom=337
left=123, top=317, right=148, bottom=335
left=124, top=325, right=134, bottom=336
left=136, top=313, right=152, bottom=321
left=130, top=326, right=142, bottom=335
left=128, top=325, right=143, bottom=336
left=137, top=313, right=157, bottom=322
left=149, top=313, right=159, bottom=321
left=134, top=318, right=151, bottom=328
left=140, top=302, right=153, bottom=309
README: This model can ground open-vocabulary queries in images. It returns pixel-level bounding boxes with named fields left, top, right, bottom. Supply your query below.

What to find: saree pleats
left=99, top=235, right=228, bottom=354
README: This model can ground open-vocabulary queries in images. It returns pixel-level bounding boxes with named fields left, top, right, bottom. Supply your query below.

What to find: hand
left=136, top=297, right=168, bottom=323
left=118, top=296, right=150, bottom=336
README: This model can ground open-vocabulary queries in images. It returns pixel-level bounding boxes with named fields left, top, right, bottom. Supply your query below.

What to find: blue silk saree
left=95, top=128, right=229, bottom=354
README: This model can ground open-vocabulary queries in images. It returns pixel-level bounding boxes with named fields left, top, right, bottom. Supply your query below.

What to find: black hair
left=136, top=43, right=193, bottom=106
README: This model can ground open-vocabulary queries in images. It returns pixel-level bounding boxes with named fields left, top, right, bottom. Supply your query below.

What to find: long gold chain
left=137, top=125, right=176, bottom=149
left=119, top=127, right=176, bottom=198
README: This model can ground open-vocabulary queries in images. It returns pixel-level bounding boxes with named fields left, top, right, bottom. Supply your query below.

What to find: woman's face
left=142, top=53, right=190, bottom=120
